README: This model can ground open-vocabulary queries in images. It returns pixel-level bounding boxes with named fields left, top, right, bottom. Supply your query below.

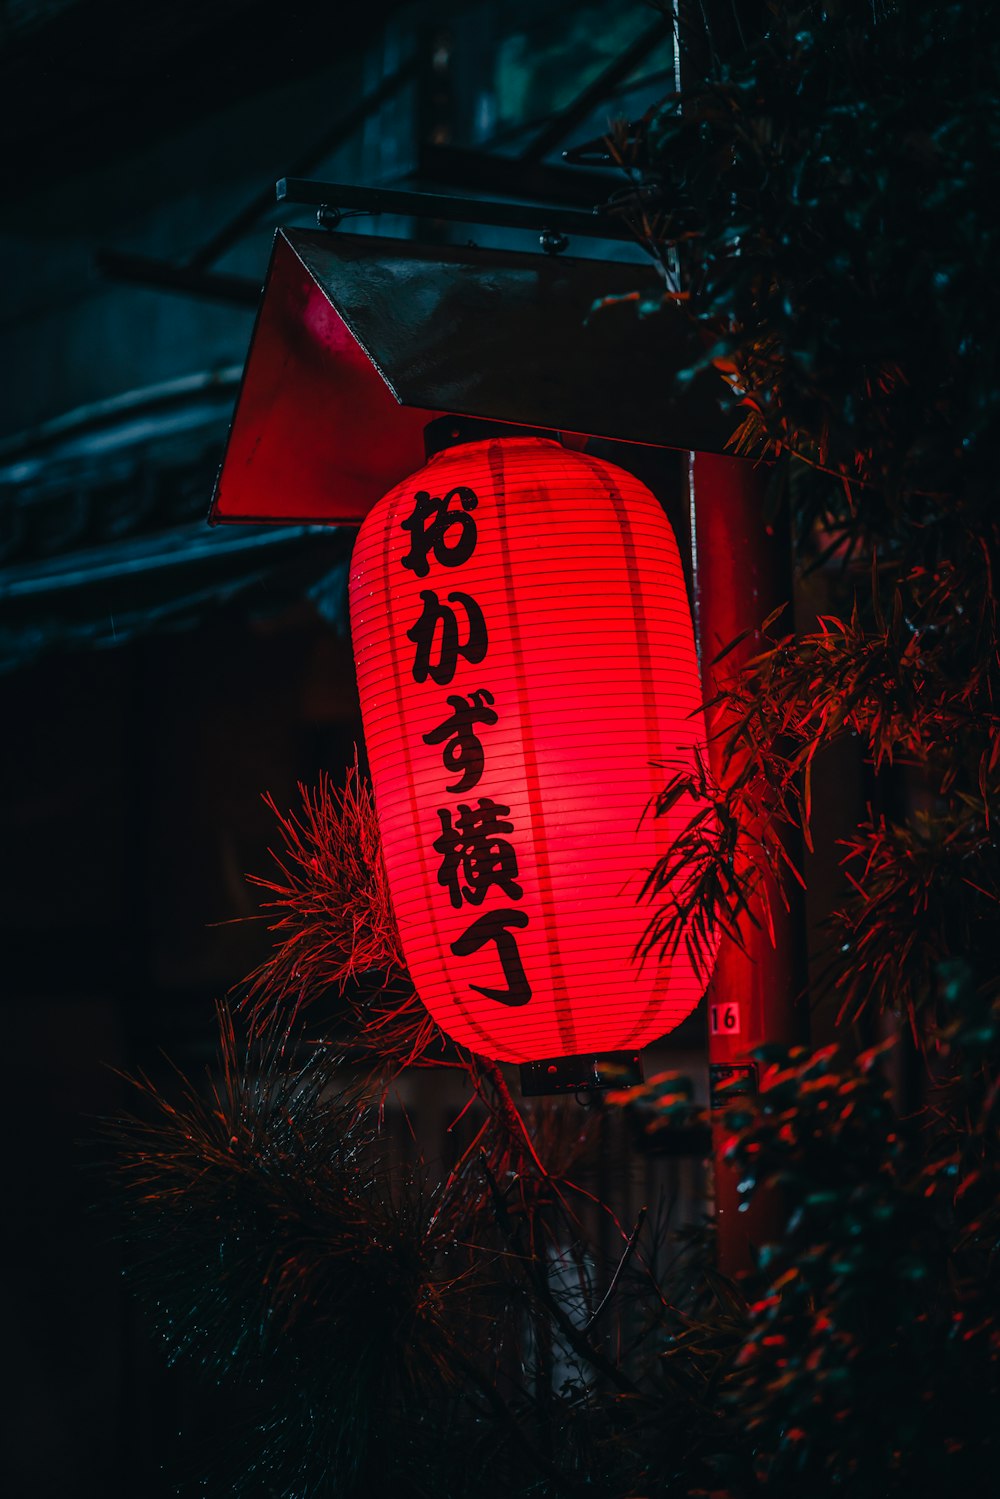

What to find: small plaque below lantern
left=520, top=1051, right=643, bottom=1097
left=709, top=1063, right=758, bottom=1112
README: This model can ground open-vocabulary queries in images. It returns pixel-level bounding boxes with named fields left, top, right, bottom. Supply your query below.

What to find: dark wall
left=2, top=607, right=361, bottom=1497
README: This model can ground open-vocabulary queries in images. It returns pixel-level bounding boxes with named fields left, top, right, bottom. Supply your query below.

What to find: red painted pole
left=690, top=451, right=807, bottom=1276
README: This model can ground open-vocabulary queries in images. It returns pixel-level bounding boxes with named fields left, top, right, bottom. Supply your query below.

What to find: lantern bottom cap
left=519, top=1050, right=643, bottom=1098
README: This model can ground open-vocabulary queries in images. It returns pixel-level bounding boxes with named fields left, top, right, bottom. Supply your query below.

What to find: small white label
left=710, top=1002, right=741, bottom=1036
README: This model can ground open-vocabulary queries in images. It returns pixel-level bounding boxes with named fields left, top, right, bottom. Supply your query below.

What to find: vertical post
left=690, top=451, right=807, bottom=1276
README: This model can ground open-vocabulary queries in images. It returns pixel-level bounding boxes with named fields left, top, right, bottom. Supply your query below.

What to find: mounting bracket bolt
left=539, top=229, right=570, bottom=256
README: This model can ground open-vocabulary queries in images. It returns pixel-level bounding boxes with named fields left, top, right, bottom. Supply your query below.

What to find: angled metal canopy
left=210, top=227, right=736, bottom=526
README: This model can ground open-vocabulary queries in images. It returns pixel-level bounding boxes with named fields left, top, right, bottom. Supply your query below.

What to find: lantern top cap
left=425, top=433, right=563, bottom=458
left=210, top=228, right=738, bottom=527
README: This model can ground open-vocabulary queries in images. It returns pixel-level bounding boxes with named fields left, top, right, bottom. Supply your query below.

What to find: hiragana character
left=407, top=589, right=488, bottom=685
left=422, top=688, right=498, bottom=793
left=400, top=486, right=479, bottom=577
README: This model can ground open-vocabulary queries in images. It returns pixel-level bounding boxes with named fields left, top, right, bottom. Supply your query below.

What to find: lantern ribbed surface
left=349, top=437, right=713, bottom=1063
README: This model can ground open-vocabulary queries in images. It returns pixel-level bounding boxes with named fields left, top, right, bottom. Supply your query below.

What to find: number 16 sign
left=710, top=1002, right=741, bottom=1035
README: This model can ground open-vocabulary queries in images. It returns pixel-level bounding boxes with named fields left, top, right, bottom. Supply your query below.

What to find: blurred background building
left=0, top=5, right=716, bottom=1493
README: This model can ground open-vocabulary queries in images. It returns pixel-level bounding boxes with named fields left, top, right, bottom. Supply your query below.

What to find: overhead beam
left=95, top=250, right=260, bottom=308
left=186, top=58, right=417, bottom=273
left=414, top=143, right=617, bottom=206
left=276, top=177, right=637, bottom=242
left=520, top=13, right=673, bottom=164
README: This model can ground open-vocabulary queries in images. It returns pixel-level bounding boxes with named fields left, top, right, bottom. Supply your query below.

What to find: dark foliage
left=612, top=3, right=1000, bottom=1493
left=107, top=1007, right=463, bottom=1494
left=616, top=967, right=1000, bottom=1497
left=722, top=1029, right=1000, bottom=1497
left=621, top=0, right=1000, bottom=1036
left=241, top=761, right=446, bottom=1072
left=627, top=1, right=1000, bottom=512
left=108, top=1005, right=744, bottom=1497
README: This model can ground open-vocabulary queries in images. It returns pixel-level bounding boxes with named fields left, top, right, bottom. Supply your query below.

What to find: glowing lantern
left=349, top=436, right=712, bottom=1075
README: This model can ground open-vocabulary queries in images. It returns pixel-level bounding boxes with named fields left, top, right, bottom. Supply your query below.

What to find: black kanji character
left=433, top=797, right=523, bottom=908
left=407, top=590, right=488, bottom=685
left=400, top=486, right=479, bottom=577
left=422, top=688, right=499, bottom=793
left=451, top=908, right=531, bottom=1006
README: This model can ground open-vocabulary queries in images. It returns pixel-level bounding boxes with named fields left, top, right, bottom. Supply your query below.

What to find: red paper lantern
left=350, top=437, right=713, bottom=1066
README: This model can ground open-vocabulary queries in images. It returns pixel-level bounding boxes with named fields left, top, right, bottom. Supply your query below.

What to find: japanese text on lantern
left=400, top=484, right=531, bottom=1007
